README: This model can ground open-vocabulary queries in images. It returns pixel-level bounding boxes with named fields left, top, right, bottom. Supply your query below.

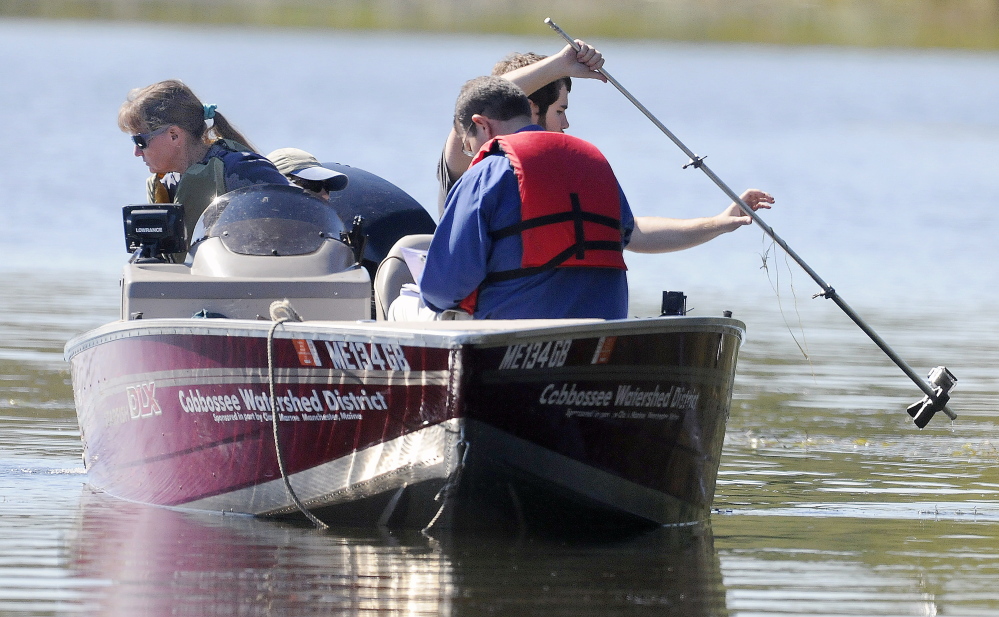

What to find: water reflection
left=65, top=488, right=728, bottom=616
left=714, top=514, right=999, bottom=616
left=0, top=270, right=117, bottom=462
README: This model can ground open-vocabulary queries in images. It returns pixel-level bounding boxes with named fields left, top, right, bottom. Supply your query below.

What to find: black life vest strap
left=484, top=240, right=623, bottom=284
left=489, top=210, right=620, bottom=241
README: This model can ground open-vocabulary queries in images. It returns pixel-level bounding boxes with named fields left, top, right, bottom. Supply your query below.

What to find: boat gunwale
left=64, top=316, right=746, bottom=361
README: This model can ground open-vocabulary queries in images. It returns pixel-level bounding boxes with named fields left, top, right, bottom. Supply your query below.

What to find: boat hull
left=66, top=317, right=743, bottom=530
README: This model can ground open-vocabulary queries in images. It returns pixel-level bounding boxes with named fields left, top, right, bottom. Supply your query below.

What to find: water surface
left=1, top=18, right=998, bottom=616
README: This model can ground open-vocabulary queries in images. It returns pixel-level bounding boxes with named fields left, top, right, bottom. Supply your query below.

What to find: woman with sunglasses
left=118, top=79, right=288, bottom=260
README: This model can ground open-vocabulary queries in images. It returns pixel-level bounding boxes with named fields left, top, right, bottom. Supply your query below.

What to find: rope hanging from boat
left=422, top=424, right=468, bottom=534
left=267, top=301, right=329, bottom=530
left=421, top=348, right=470, bottom=535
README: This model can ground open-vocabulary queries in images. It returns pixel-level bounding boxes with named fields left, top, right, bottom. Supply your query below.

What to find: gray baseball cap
left=267, top=148, right=348, bottom=191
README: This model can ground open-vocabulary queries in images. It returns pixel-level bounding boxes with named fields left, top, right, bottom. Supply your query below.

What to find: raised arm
left=501, top=40, right=607, bottom=95
left=626, top=189, right=774, bottom=254
left=439, top=41, right=609, bottom=213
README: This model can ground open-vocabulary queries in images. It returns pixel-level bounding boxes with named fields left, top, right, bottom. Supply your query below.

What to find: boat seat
left=373, top=234, right=433, bottom=320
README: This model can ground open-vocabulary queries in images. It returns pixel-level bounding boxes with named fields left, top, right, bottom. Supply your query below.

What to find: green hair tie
left=203, top=104, right=217, bottom=120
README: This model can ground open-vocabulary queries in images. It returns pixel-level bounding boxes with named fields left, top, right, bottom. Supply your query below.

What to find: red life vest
left=471, top=130, right=627, bottom=284
left=457, top=130, right=627, bottom=315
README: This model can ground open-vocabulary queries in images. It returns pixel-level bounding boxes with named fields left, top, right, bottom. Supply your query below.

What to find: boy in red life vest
left=390, top=76, right=773, bottom=321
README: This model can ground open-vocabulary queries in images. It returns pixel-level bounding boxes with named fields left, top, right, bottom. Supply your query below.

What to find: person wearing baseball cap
left=267, top=148, right=348, bottom=200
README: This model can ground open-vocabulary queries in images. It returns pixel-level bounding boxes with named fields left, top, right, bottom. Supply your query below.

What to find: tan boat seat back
left=373, top=234, right=433, bottom=320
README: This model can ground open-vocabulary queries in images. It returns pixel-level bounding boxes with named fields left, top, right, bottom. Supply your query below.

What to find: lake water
left=2, top=17, right=999, bottom=616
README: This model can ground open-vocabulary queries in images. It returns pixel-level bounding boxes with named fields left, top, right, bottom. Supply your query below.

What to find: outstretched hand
left=719, top=189, right=774, bottom=230
left=555, top=40, right=608, bottom=82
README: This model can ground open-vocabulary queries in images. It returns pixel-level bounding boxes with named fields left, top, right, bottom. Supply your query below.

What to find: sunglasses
left=131, top=125, right=171, bottom=149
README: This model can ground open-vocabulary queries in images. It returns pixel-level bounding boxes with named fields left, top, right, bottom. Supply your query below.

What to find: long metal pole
left=545, top=18, right=956, bottom=420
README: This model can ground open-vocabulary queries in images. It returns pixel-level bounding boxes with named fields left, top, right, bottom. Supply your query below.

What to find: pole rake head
left=906, top=366, right=957, bottom=428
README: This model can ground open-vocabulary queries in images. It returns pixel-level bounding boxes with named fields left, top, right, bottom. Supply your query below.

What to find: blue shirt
left=420, top=127, right=634, bottom=320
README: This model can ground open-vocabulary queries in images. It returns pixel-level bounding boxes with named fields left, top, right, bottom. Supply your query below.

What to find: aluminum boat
left=65, top=167, right=745, bottom=532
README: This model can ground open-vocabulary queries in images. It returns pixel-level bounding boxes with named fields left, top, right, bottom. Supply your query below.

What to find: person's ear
left=527, top=100, right=541, bottom=125
left=471, top=114, right=494, bottom=140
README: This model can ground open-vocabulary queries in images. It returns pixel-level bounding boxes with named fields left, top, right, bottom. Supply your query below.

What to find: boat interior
left=120, top=166, right=437, bottom=323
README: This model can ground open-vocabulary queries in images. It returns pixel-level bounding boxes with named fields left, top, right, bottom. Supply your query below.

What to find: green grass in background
left=3, top=0, right=999, bottom=49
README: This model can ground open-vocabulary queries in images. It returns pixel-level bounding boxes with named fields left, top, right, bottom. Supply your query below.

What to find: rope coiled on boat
left=267, top=300, right=329, bottom=530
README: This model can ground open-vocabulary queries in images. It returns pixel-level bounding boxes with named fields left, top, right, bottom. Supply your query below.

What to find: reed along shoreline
left=3, top=0, right=999, bottom=50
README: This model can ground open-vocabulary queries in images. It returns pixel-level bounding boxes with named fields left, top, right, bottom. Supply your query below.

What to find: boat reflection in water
left=67, top=487, right=729, bottom=616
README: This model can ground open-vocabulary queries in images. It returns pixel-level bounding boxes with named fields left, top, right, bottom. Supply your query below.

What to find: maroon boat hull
left=66, top=317, right=743, bottom=530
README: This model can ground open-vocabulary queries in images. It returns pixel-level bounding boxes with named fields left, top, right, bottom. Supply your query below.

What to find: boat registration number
left=498, top=340, right=572, bottom=370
